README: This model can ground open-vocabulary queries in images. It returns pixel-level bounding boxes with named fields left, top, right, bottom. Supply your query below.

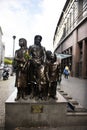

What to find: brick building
left=53, top=0, right=87, bottom=78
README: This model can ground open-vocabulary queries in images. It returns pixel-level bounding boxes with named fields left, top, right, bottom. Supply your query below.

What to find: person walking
left=63, top=66, right=70, bottom=79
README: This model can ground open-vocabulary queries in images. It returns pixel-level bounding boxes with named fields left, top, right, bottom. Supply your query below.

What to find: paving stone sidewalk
left=0, top=76, right=15, bottom=129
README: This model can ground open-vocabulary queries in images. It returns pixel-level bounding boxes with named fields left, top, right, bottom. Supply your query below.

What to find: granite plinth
left=5, top=90, right=67, bottom=129
left=5, top=90, right=87, bottom=130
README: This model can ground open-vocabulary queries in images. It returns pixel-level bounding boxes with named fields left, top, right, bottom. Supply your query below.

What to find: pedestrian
left=63, top=66, right=70, bottom=79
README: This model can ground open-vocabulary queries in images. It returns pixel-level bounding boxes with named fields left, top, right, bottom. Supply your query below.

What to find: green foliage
left=4, top=58, right=12, bottom=65
left=24, top=50, right=32, bottom=61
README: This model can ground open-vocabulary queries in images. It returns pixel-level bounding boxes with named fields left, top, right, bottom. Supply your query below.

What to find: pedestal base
left=5, top=90, right=67, bottom=128
left=5, top=90, right=87, bottom=130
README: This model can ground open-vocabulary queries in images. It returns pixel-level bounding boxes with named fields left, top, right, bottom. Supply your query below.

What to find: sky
left=0, top=0, right=66, bottom=57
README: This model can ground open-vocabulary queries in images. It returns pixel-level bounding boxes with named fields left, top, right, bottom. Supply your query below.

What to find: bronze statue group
left=13, top=35, right=61, bottom=101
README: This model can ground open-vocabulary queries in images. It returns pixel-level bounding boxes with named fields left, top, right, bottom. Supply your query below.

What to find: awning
left=56, top=54, right=72, bottom=59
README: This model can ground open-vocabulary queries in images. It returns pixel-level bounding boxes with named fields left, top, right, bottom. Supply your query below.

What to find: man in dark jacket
left=28, top=35, right=46, bottom=99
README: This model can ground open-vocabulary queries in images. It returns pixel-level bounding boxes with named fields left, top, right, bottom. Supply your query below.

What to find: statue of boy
left=46, top=51, right=60, bottom=100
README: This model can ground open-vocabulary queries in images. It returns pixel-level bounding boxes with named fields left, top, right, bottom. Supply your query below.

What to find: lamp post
left=11, top=35, right=16, bottom=76
left=12, top=35, right=16, bottom=58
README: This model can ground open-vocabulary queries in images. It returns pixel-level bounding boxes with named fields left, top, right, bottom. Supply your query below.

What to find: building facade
left=0, top=26, right=5, bottom=65
left=53, top=0, right=87, bottom=78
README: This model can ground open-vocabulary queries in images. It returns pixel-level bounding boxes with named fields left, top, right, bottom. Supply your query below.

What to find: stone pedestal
left=5, top=90, right=67, bottom=129
left=5, top=90, right=87, bottom=130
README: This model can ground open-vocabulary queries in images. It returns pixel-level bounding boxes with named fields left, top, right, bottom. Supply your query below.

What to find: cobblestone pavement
left=0, top=76, right=15, bottom=129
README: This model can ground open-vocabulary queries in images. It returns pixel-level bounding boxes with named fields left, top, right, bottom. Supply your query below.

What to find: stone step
left=58, top=89, right=87, bottom=113
left=67, top=102, right=75, bottom=111
left=67, top=101, right=87, bottom=112
left=57, top=88, right=60, bottom=90
left=69, top=100, right=79, bottom=105
left=58, top=90, right=64, bottom=93
left=75, top=104, right=87, bottom=112
left=62, top=93, right=68, bottom=96
left=65, top=96, right=72, bottom=100
left=10, top=126, right=87, bottom=130
left=75, top=107, right=87, bottom=112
